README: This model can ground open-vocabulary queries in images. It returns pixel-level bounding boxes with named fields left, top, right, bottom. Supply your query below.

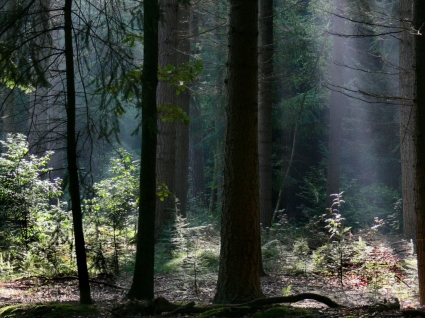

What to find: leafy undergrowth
left=0, top=233, right=421, bottom=317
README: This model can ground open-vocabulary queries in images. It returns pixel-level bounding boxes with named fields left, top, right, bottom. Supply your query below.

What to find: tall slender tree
left=214, top=0, right=263, bottom=304
left=127, top=0, right=159, bottom=301
left=413, top=0, right=425, bottom=305
left=400, top=0, right=416, bottom=241
left=326, top=0, right=347, bottom=208
left=64, top=0, right=92, bottom=304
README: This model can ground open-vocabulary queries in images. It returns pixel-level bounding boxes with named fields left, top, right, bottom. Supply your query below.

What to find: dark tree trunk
left=214, top=0, right=263, bottom=304
left=400, top=0, right=416, bottom=241
left=258, top=0, right=274, bottom=228
left=127, top=0, right=159, bottom=301
left=64, top=0, right=92, bottom=305
left=174, top=2, right=191, bottom=217
left=156, top=0, right=179, bottom=230
left=413, top=0, right=425, bottom=305
left=326, top=0, right=346, bottom=208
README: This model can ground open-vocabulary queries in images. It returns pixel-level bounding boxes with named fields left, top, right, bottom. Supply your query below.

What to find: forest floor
left=0, top=233, right=423, bottom=317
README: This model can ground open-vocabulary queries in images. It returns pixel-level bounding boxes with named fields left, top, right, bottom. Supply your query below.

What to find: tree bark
left=127, top=0, right=159, bottom=301
left=326, top=0, right=347, bottom=208
left=174, top=2, right=191, bottom=217
left=413, top=0, right=425, bottom=305
left=214, top=0, right=263, bottom=304
left=156, top=0, right=179, bottom=230
left=400, top=0, right=416, bottom=241
left=258, top=0, right=274, bottom=228
left=64, top=0, right=92, bottom=304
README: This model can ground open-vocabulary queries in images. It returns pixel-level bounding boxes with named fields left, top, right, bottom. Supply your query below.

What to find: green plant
left=84, top=149, right=138, bottom=275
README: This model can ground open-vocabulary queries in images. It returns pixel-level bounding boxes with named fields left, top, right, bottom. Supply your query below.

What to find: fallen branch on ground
left=113, top=293, right=343, bottom=317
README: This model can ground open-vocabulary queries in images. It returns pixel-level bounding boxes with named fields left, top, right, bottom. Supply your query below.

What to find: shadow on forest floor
left=0, top=233, right=422, bottom=317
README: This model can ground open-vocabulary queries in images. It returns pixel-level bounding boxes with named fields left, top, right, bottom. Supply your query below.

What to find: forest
left=0, top=0, right=424, bottom=317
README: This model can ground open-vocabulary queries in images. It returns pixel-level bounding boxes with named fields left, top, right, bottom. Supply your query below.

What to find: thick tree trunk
left=174, top=2, right=191, bottom=217
left=64, top=0, right=92, bottom=304
left=413, top=0, right=425, bottom=305
left=127, top=0, right=159, bottom=301
left=326, top=0, right=346, bottom=208
left=156, top=0, right=179, bottom=230
left=258, top=0, right=274, bottom=228
left=400, top=0, right=416, bottom=241
left=214, top=0, right=263, bottom=304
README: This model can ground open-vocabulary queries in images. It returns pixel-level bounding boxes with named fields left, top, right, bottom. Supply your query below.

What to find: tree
left=64, top=0, right=92, bottom=304
left=156, top=0, right=179, bottom=230
left=326, top=0, right=347, bottom=208
left=413, top=0, right=425, bottom=305
left=213, top=0, right=263, bottom=304
left=1, top=0, right=135, bottom=304
left=258, top=0, right=274, bottom=228
left=126, top=0, right=159, bottom=301
left=400, top=0, right=416, bottom=240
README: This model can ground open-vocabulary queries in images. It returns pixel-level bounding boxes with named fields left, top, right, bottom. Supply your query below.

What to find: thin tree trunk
left=189, top=98, right=206, bottom=206
left=214, top=0, right=263, bottom=304
left=326, top=0, right=347, bottom=208
left=413, top=0, right=425, bottom=305
left=127, top=0, right=159, bottom=301
left=400, top=0, right=416, bottom=241
left=64, top=0, right=92, bottom=304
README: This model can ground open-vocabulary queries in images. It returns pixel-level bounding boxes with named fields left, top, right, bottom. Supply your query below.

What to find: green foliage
left=0, top=133, right=62, bottom=248
left=84, top=149, right=139, bottom=274
left=156, top=181, right=173, bottom=201
left=157, top=104, right=190, bottom=125
left=158, top=59, right=203, bottom=95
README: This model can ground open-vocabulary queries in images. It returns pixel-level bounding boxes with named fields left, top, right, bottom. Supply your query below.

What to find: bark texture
left=127, top=0, right=159, bottom=300
left=64, top=0, right=92, bottom=304
left=258, top=0, right=274, bottom=228
left=214, top=0, right=263, bottom=304
left=174, top=2, right=191, bottom=217
left=156, top=0, right=179, bottom=229
left=400, top=0, right=416, bottom=241
left=413, top=0, right=425, bottom=305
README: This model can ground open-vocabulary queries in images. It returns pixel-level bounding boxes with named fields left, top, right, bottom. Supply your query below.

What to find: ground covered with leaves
left=0, top=233, right=423, bottom=317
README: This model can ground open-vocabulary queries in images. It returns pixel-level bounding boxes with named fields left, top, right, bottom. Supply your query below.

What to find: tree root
left=111, top=293, right=343, bottom=317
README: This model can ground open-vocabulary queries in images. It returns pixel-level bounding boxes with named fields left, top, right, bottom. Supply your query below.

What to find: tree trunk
left=258, top=0, right=274, bottom=228
left=174, top=2, right=191, bottom=217
left=127, top=0, right=159, bottom=300
left=64, top=0, right=92, bottom=304
left=189, top=97, right=206, bottom=207
left=400, top=0, right=416, bottom=241
left=214, top=0, right=263, bottom=304
left=326, top=0, right=347, bottom=208
left=156, top=0, right=179, bottom=230
left=413, top=0, right=425, bottom=305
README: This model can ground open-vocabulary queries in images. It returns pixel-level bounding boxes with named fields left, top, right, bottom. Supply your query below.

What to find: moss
left=252, top=306, right=312, bottom=318
left=197, top=307, right=233, bottom=318
left=0, top=303, right=98, bottom=318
